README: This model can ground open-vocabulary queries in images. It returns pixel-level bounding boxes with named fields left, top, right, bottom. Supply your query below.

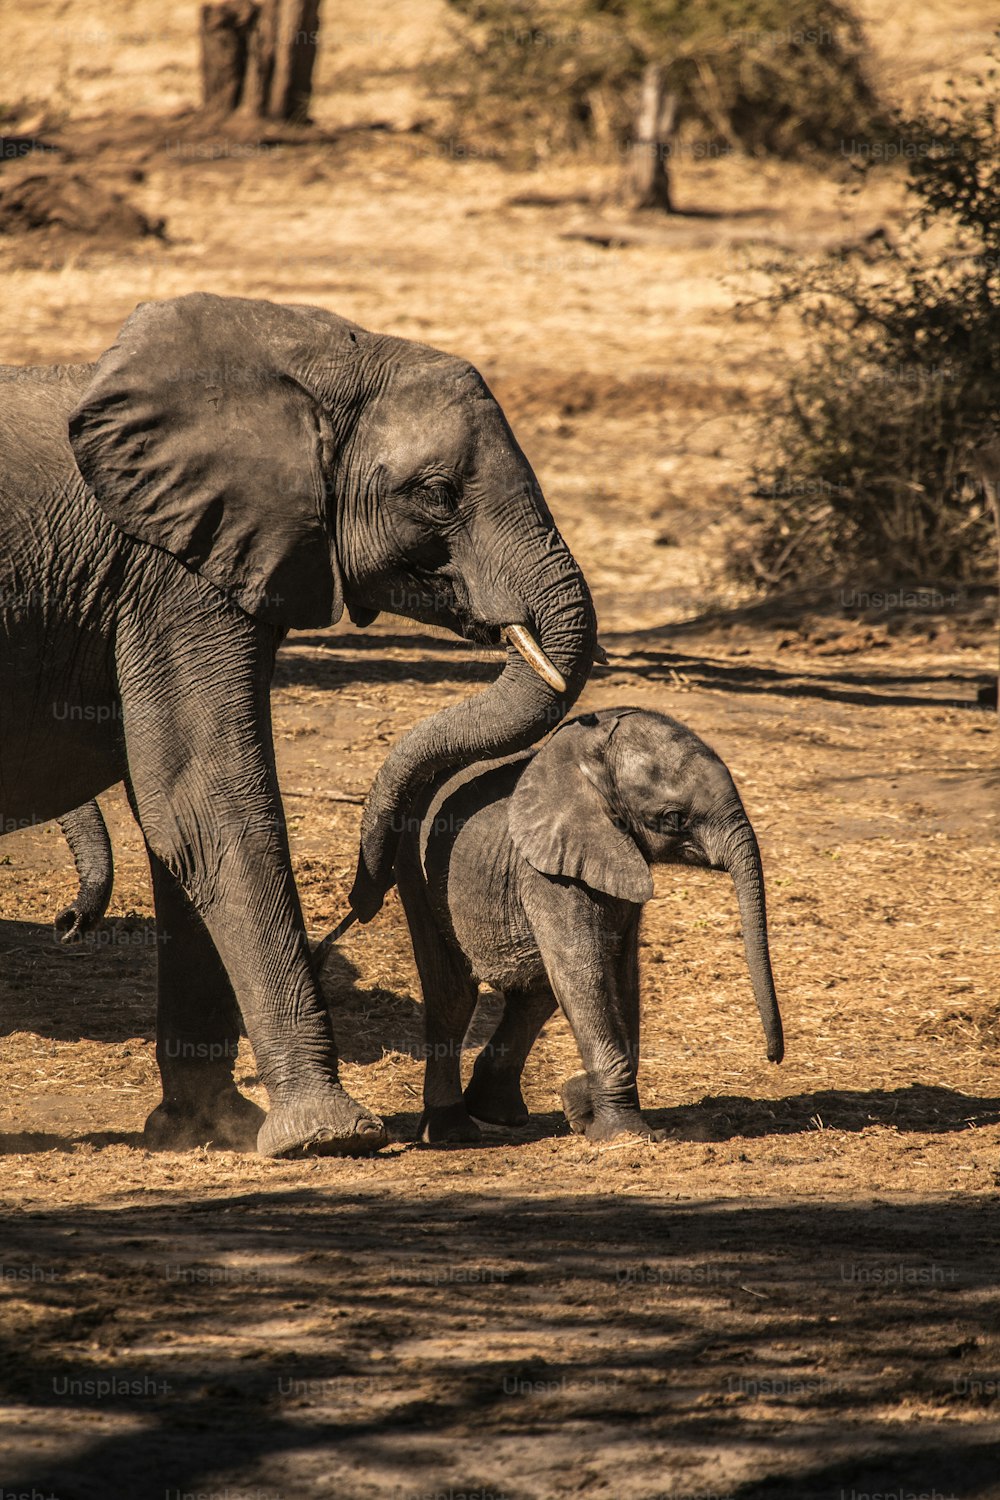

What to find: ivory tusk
left=594, top=641, right=610, bottom=665
left=503, top=624, right=567, bottom=694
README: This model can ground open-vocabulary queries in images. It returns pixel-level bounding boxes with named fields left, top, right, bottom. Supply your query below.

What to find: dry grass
left=1, top=2, right=998, bottom=1495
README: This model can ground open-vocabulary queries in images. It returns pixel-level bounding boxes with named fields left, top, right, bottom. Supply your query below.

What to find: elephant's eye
left=415, top=475, right=458, bottom=514
left=652, top=810, right=686, bottom=835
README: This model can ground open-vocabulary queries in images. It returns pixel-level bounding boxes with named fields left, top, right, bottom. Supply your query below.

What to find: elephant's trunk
left=720, top=815, right=784, bottom=1064
left=349, top=531, right=597, bottom=921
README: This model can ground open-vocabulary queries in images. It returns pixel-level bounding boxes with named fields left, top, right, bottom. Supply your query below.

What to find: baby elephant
left=395, top=707, right=784, bottom=1145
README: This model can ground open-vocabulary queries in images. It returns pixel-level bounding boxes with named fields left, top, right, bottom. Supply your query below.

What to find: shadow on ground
left=277, top=616, right=993, bottom=709
left=608, top=646, right=989, bottom=710
left=616, top=585, right=996, bottom=637
left=4, top=1083, right=999, bottom=1163
left=651, top=1083, right=1000, bottom=1140
left=0, top=1190, right=998, bottom=1498
left=0, top=917, right=157, bottom=1043
left=0, top=918, right=421, bottom=1059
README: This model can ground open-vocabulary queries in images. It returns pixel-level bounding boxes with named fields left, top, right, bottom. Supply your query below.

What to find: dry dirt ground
left=1, top=3, right=999, bottom=1497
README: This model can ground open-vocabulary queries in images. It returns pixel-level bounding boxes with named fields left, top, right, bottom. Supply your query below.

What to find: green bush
left=430, top=0, right=882, bottom=162
left=730, top=61, right=1000, bottom=591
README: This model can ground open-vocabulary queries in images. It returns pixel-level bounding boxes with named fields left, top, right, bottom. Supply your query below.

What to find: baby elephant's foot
left=560, top=1072, right=667, bottom=1143
left=464, top=1065, right=529, bottom=1127
left=418, top=1102, right=482, bottom=1146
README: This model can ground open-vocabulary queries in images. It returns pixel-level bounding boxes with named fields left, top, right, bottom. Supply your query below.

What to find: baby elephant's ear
left=508, top=719, right=653, bottom=904
left=69, top=293, right=343, bottom=631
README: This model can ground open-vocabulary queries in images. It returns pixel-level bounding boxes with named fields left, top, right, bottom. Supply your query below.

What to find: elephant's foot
left=257, top=1087, right=386, bottom=1158
left=561, top=1071, right=596, bottom=1134
left=464, top=1066, right=529, bottom=1127
left=417, top=1102, right=482, bottom=1146
left=144, top=1088, right=265, bottom=1153
left=583, top=1112, right=668, bottom=1143
left=560, top=1071, right=667, bottom=1144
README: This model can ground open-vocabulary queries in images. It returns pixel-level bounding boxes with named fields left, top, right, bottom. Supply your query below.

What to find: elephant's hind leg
left=464, top=982, right=556, bottom=1126
left=143, top=847, right=265, bottom=1152
left=396, top=847, right=480, bottom=1145
left=418, top=974, right=482, bottom=1146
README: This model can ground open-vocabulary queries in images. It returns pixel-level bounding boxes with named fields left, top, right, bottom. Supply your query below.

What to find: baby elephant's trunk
left=721, top=818, right=784, bottom=1064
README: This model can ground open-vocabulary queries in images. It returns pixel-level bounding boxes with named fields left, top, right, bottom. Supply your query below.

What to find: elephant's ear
left=68, top=294, right=344, bottom=630
left=508, top=717, right=653, bottom=904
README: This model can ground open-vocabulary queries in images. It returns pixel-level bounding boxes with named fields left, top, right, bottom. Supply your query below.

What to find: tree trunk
left=200, top=0, right=321, bottom=122
left=240, top=0, right=278, bottom=117
left=630, top=63, right=677, bottom=213
left=975, top=440, right=1000, bottom=716
left=267, top=0, right=321, bottom=123
left=199, top=0, right=260, bottom=114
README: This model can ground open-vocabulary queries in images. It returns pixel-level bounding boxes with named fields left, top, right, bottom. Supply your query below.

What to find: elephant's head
left=509, top=708, right=784, bottom=1063
left=67, top=293, right=597, bottom=918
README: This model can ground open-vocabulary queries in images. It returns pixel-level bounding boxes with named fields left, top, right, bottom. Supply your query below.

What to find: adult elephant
left=0, top=293, right=597, bottom=1157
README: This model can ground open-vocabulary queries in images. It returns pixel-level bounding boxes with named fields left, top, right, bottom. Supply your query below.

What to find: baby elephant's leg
left=464, top=983, right=556, bottom=1125
left=419, top=968, right=481, bottom=1144
left=537, top=887, right=665, bottom=1143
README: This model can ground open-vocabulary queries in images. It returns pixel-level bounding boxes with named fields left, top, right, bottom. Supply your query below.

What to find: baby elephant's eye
left=655, top=810, right=686, bottom=835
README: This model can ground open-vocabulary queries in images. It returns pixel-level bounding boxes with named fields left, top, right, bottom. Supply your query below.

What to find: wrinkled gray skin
left=393, top=708, right=783, bottom=1145
left=55, top=801, right=113, bottom=942
left=0, top=292, right=596, bottom=1157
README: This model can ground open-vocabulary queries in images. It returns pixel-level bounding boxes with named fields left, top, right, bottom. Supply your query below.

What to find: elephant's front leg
left=117, top=582, right=385, bottom=1157
left=532, top=882, right=664, bottom=1143
left=142, top=848, right=265, bottom=1151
